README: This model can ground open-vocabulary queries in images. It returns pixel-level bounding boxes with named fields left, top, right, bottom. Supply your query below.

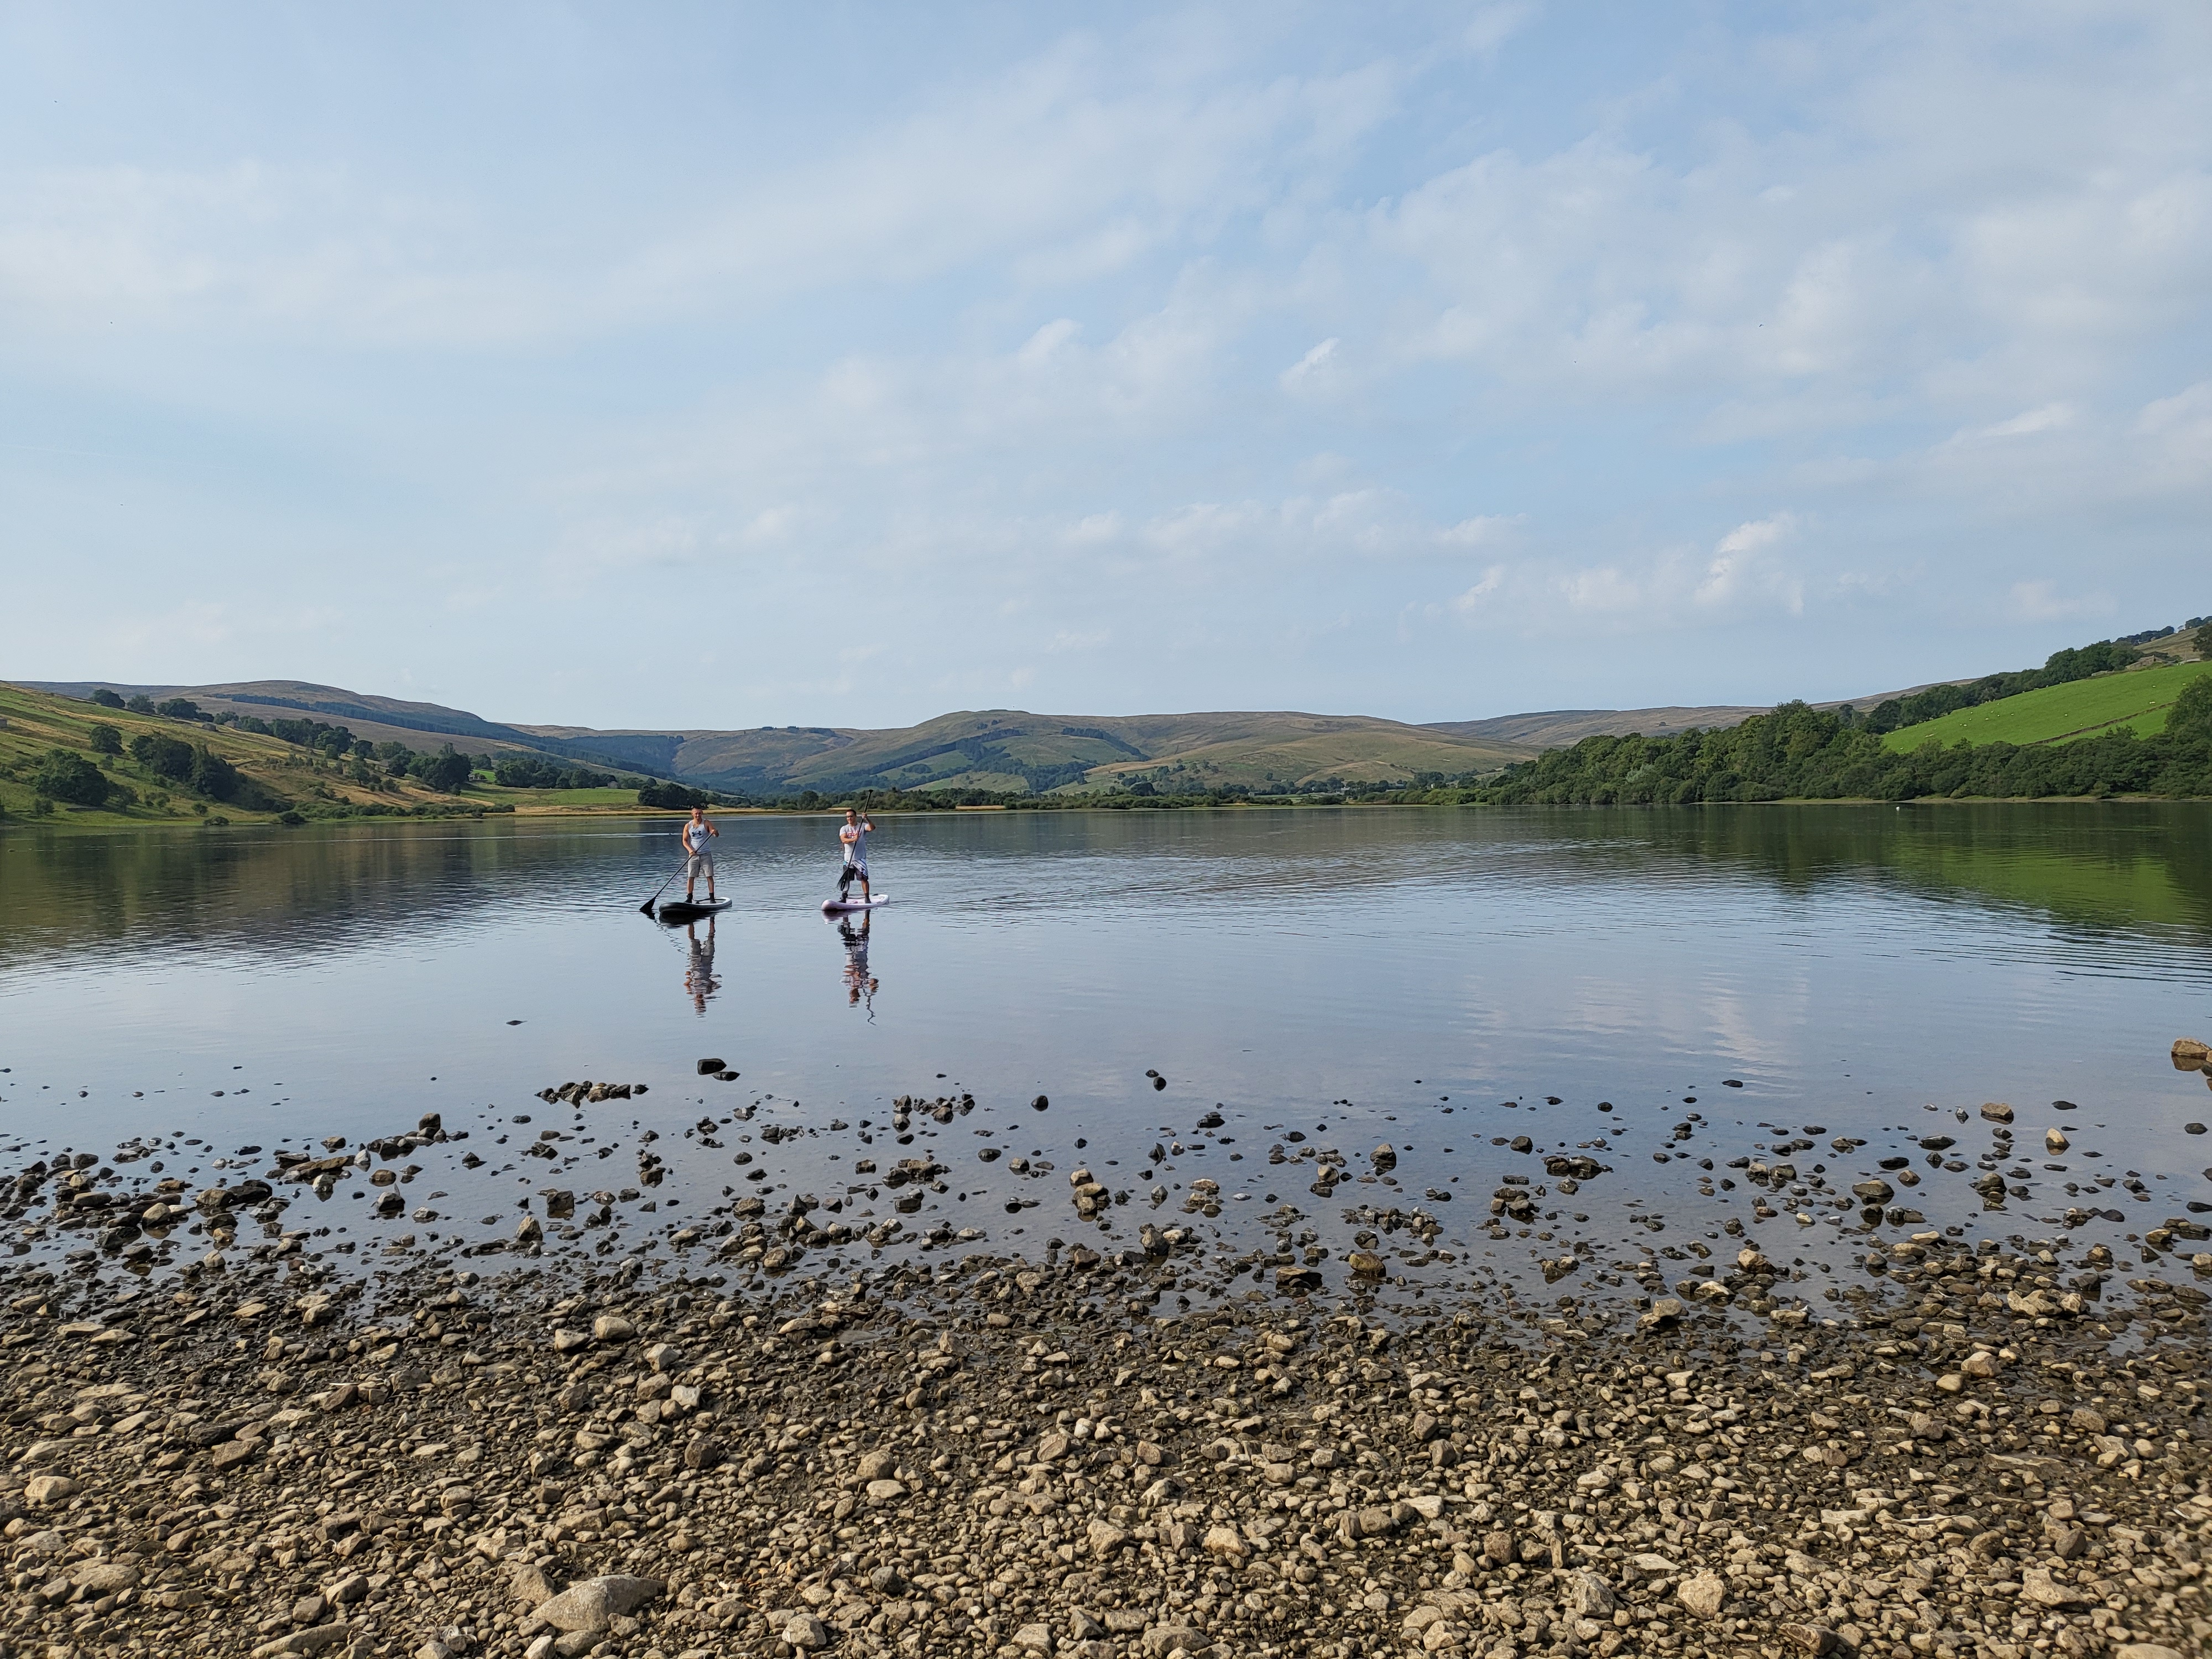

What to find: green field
left=1881, top=659, right=2212, bottom=752
left=474, top=785, right=649, bottom=811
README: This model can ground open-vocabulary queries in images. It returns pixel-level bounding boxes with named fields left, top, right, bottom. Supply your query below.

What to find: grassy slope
left=0, top=682, right=488, bottom=826
left=1880, top=659, right=2212, bottom=752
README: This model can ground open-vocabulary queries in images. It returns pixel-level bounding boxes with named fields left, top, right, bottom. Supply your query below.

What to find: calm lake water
left=3, top=805, right=2209, bottom=1307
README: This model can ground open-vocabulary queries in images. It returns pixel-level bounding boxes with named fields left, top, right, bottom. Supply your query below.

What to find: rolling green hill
left=532, top=708, right=1533, bottom=795
left=0, top=682, right=514, bottom=826
left=1879, top=659, right=2212, bottom=752
left=16, top=681, right=1534, bottom=801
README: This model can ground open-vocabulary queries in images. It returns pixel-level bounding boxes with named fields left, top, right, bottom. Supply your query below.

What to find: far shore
left=5, top=792, right=2202, bottom=838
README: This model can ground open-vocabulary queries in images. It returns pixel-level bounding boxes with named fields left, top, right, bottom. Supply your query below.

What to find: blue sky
left=3, top=2, right=2207, bottom=728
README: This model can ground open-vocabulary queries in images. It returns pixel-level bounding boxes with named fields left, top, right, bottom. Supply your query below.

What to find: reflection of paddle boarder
left=837, top=808, right=873, bottom=903
left=685, top=917, right=721, bottom=1013
left=839, top=913, right=878, bottom=1017
left=682, top=805, right=719, bottom=903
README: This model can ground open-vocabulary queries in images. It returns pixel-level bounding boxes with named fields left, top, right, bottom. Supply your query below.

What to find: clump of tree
left=1476, top=675, right=2212, bottom=804
left=87, top=688, right=125, bottom=709
left=124, top=732, right=279, bottom=807
left=87, top=723, right=122, bottom=755
left=637, top=779, right=712, bottom=808
left=493, top=755, right=617, bottom=789
left=266, top=716, right=358, bottom=755
left=367, top=742, right=473, bottom=792
left=30, top=748, right=124, bottom=808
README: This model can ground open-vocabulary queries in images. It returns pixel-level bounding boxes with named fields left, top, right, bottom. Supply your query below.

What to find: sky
left=2, top=1, right=2208, bottom=731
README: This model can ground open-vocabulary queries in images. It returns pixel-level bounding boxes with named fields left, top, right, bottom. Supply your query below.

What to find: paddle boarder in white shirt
left=837, top=808, right=873, bottom=904
left=682, top=805, right=719, bottom=903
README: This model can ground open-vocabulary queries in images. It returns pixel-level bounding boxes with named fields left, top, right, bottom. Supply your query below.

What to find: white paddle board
left=821, top=893, right=890, bottom=914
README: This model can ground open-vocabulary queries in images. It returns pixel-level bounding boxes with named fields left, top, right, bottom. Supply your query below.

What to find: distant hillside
left=524, top=708, right=1533, bottom=795
left=30, top=616, right=2204, bottom=805
left=24, top=680, right=676, bottom=776
left=1427, top=623, right=2209, bottom=750
left=23, top=681, right=1532, bottom=796
left=0, top=681, right=501, bottom=825
left=1879, top=659, right=2212, bottom=752
left=1428, top=707, right=1775, bottom=748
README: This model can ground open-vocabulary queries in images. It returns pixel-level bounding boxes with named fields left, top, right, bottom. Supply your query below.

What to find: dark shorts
left=838, top=862, right=869, bottom=891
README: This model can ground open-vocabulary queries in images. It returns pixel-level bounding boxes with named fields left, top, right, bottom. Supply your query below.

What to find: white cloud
left=1438, top=515, right=1521, bottom=547
left=1018, top=319, right=1082, bottom=367
left=2137, top=381, right=2212, bottom=436
left=1279, top=336, right=1338, bottom=390
left=1449, top=565, right=1507, bottom=612
left=2006, top=580, right=2113, bottom=624
left=1697, top=514, right=1803, bottom=613
left=1947, top=403, right=2075, bottom=444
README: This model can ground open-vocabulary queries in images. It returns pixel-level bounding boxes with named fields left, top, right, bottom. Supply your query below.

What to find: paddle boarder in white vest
left=837, top=807, right=873, bottom=903
left=682, top=804, right=719, bottom=903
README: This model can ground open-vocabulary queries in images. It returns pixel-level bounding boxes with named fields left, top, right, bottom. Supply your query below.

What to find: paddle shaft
left=639, top=854, right=691, bottom=914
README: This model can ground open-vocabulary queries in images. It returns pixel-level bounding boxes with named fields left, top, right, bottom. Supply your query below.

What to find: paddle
left=639, top=858, right=690, bottom=915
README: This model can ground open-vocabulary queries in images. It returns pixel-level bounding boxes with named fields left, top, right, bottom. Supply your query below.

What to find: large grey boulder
left=530, top=1574, right=664, bottom=1633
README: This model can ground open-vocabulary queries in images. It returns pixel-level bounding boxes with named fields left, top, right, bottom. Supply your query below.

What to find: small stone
left=2044, top=1127, right=2069, bottom=1154
left=1087, top=1517, right=1129, bottom=1557
left=2020, top=1567, right=2087, bottom=1609
left=550, top=1328, right=591, bottom=1353
left=1778, top=1626, right=1839, bottom=1655
left=783, top=1611, right=831, bottom=1649
left=71, top=1561, right=141, bottom=1594
left=1481, top=1530, right=1516, bottom=1566
left=2114, top=1646, right=2187, bottom=1659
left=23, top=1475, right=76, bottom=1506
left=1569, top=1571, right=1614, bottom=1618
left=1676, top=1569, right=1725, bottom=1619
left=291, top=1593, right=328, bottom=1624
left=644, top=1341, right=680, bottom=1371
left=590, top=1314, right=634, bottom=1342
left=1979, top=1101, right=2013, bottom=1122
left=1202, top=1523, right=1248, bottom=1560
left=865, top=1478, right=907, bottom=1503
left=682, top=1433, right=726, bottom=1471
left=1013, top=1624, right=1053, bottom=1653
left=1960, top=1350, right=1999, bottom=1378
left=855, top=1449, right=896, bottom=1483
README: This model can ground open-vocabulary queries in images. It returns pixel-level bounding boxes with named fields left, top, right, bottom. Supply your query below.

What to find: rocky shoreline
left=4, top=1204, right=2208, bottom=1659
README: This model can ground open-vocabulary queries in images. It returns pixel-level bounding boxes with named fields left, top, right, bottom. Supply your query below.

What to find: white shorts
left=687, top=852, right=714, bottom=878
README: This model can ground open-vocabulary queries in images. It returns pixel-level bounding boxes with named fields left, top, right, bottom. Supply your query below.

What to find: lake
left=3, top=805, right=2209, bottom=1311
